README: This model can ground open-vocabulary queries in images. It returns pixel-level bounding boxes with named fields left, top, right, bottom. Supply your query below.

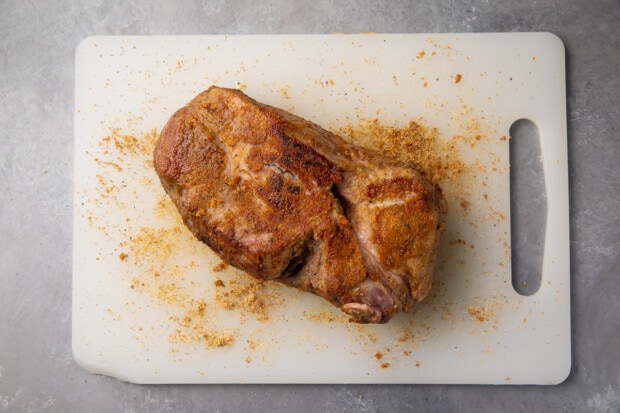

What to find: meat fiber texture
left=154, top=86, right=447, bottom=323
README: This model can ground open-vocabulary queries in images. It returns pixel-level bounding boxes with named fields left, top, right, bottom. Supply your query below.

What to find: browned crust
left=154, top=87, right=364, bottom=288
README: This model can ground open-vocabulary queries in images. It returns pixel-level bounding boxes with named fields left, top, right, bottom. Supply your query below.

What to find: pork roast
left=153, top=86, right=446, bottom=323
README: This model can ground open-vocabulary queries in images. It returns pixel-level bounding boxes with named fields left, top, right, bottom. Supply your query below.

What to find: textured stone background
left=1, top=1, right=618, bottom=412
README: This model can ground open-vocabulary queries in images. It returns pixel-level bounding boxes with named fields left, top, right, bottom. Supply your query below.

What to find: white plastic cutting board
left=73, top=33, right=570, bottom=384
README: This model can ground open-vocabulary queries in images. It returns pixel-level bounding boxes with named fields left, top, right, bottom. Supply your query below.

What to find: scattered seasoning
left=95, top=128, right=242, bottom=350
left=337, top=118, right=467, bottom=185
left=91, top=80, right=506, bottom=369
left=168, top=299, right=236, bottom=348
left=100, top=128, right=158, bottom=158
left=303, top=309, right=346, bottom=323
left=397, top=328, right=415, bottom=342
left=213, top=278, right=281, bottom=323
left=455, top=73, right=463, bottom=83
left=467, top=305, right=495, bottom=322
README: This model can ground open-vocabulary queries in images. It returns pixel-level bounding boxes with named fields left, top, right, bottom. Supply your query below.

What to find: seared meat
left=154, top=86, right=446, bottom=323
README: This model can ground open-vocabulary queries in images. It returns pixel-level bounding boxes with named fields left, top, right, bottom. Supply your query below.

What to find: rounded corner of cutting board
left=75, top=36, right=99, bottom=56
left=72, top=345, right=138, bottom=384
left=537, top=31, right=566, bottom=52
left=548, top=356, right=573, bottom=386
left=72, top=343, right=98, bottom=374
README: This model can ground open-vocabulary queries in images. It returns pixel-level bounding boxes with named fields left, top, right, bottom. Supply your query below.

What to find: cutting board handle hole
left=509, top=119, right=546, bottom=296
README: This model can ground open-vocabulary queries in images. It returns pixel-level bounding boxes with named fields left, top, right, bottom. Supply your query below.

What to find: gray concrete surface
left=1, top=0, right=619, bottom=412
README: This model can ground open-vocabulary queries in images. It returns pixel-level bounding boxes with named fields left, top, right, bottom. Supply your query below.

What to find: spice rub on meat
left=153, top=86, right=447, bottom=323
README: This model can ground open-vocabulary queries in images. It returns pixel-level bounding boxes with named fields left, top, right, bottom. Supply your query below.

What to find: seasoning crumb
left=467, top=305, right=494, bottom=322
left=119, top=252, right=128, bottom=261
left=214, top=279, right=225, bottom=288
left=380, top=362, right=390, bottom=369
left=303, top=309, right=345, bottom=323
left=279, top=87, right=291, bottom=99
left=397, top=328, right=414, bottom=342
left=455, top=73, right=462, bottom=83
left=212, top=261, right=229, bottom=272
left=415, top=360, right=421, bottom=368
left=374, top=351, right=383, bottom=360
left=130, top=278, right=140, bottom=289
left=416, top=51, right=426, bottom=59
